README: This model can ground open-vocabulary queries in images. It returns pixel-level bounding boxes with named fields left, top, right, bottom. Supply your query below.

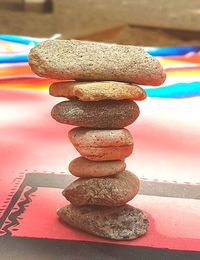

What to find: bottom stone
left=57, top=204, right=149, bottom=240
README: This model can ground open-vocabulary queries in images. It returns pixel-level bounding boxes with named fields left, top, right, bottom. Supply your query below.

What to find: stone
left=62, top=170, right=139, bottom=206
left=29, top=39, right=166, bottom=85
left=69, top=157, right=126, bottom=177
left=57, top=204, right=149, bottom=240
left=49, top=81, right=147, bottom=101
left=68, top=128, right=133, bottom=161
left=51, top=100, right=139, bottom=129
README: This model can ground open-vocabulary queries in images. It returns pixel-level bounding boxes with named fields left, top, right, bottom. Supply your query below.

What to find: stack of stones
left=29, top=40, right=166, bottom=240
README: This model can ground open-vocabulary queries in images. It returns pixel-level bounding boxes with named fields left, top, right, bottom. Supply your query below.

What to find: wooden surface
left=23, top=0, right=46, bottom=12
left=54, top=0, right=200, bottom=35
left=0, top=0, right=200, bottom=45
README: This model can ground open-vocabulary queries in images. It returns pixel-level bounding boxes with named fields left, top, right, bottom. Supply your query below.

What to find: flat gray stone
left=29, top=39, right=166, bottom=85
left=57, top=204, right=149, bottom=240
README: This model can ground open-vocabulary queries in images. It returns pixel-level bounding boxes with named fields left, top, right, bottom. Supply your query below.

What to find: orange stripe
left=0, top=65, right=33, bottom=77
left=0, top=83, right=50, bottom=90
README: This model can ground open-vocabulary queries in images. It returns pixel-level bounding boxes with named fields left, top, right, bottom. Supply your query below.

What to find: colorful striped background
left=0, top=35, right=200, bottom=98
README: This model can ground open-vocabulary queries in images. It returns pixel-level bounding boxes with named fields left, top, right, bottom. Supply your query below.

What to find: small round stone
left=51, top=100, right=140, bottom=129
left=57, top=204, right=149, bottom=240
left=62, top=170, right=140, bottom=206
left=68, top=127, right=133, bottom=161
left=49, top=81, right=147, bottom=101
left=69, top=157, right=126, bottom=177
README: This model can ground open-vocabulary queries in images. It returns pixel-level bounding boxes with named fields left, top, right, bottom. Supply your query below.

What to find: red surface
left=0, top=87, right=200, bottom=251
left=6, top=187, right=200, bottom=251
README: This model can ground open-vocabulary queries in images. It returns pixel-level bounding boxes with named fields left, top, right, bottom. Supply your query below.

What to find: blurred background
left=1, top=0, right=200, bottom=46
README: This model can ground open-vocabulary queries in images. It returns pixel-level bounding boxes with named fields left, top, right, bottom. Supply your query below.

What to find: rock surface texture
left=51, top=100, right=140, bottom=129
left=29, top=40, right=166, bottom=85
left=57, top=204, right=149, bottom=240
left=62, top=171, right=139, bottom=206
left=69, top=157, right=126, bottom=177
left=49, top=81, right=147, bottom=101
left=68, top=127, right=133, bottom=161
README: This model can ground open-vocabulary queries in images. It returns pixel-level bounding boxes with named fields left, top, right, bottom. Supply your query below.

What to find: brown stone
left=69, top=157, right=126, bottom=177
left=68, top=128, right=133, bottom=161
left=62, top=170, right=139, bottom=206
left=51, top=100, right=139, bottom=129
left=57, top=204, right=149, bottom=240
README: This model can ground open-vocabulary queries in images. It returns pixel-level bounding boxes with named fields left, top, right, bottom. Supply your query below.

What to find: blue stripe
left=0, top=54, right=28, bottom=63
left=0, top=34, right=41, bottom=45
left=145, top=46, right=200, bottom=56
left=145, top=82, right=200, bottom=98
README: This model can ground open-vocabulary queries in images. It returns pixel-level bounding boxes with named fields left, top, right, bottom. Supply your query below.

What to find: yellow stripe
left=160, top=59, right=184, bottom=65
left=167, top=70, right=200, bottom=76
left=0, top=84, right=49, bottom=90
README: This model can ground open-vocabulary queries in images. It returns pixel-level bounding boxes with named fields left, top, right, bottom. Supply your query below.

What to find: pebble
left=57, top=204, right=149, bottom=240
left=69, top=157, right=126, bottom=177
left=49, top=81, right=147, bottom=101
left=29, top=39, right=166, bottom=85
left=51, top=100, right=139, bottom=129
left=62, top=170, right=139, bottom=206
left=68, top=127, right=133, bottom=161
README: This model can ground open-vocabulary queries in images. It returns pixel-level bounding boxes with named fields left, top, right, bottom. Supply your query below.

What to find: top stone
left=29, top=40, right=166, bottom=86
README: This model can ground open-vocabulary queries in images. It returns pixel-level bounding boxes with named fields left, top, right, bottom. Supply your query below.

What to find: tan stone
left=29, top=39, right=166, bottom=85
left=69, top=157, right=126, bottom=177
left=49, top=81, right=146, bottom=101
